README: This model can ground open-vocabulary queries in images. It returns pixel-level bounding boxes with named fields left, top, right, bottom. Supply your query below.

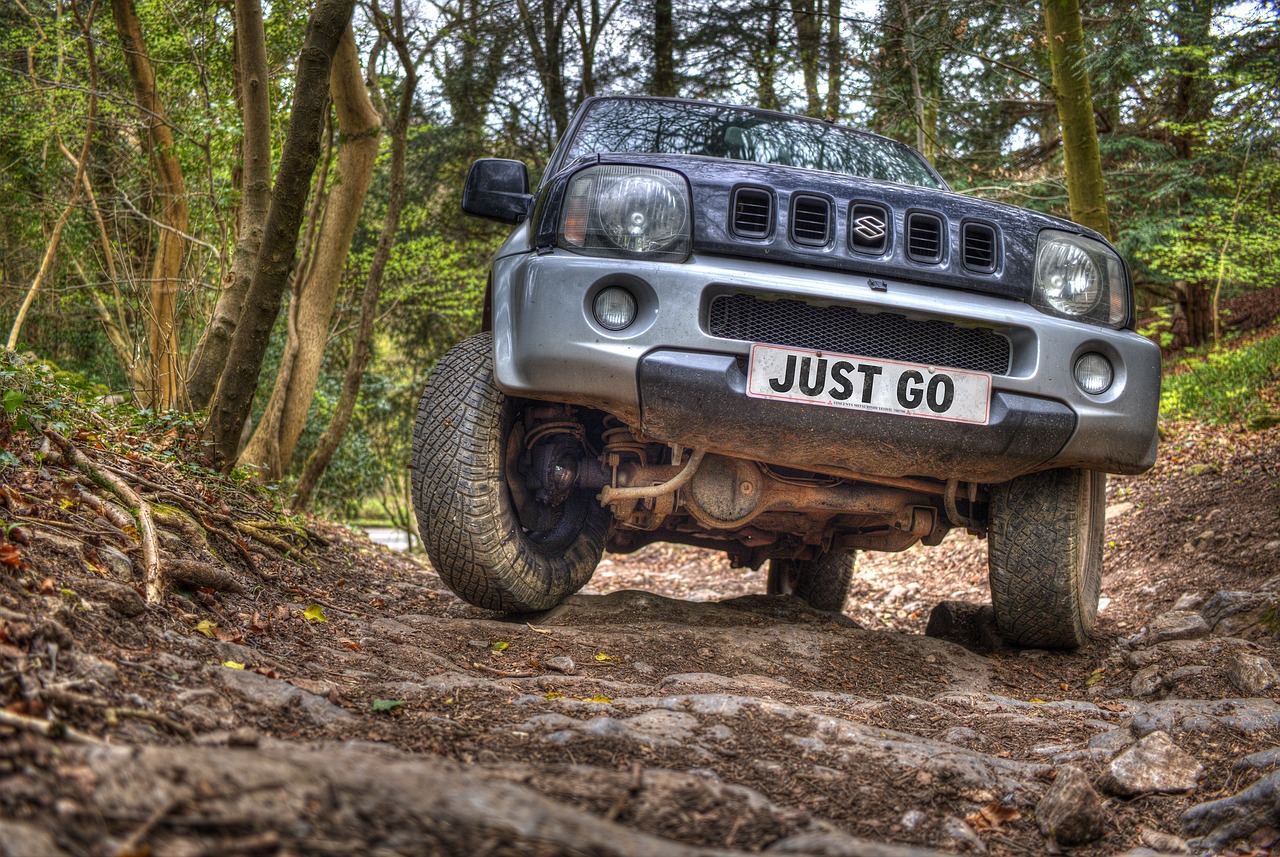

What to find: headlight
left=1033, top=230, right=1128, bottom=327
left=560, top=166, right=691, bottom=261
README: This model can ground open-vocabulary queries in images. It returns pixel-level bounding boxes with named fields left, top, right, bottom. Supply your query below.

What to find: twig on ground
left=0, top=708, right=107, bottom=745
left=40, top=686, right=196, bottom=739
left=47, top=431, right=163, bottom=603
left=469, top=662, right=538, bottom=678
left=118, top=793, right=188, bottom=856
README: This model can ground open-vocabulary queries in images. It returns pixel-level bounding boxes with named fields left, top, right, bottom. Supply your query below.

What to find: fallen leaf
left=339, top=639, right=362, bottom=651
left=371, top=698, right=404, bottom=713
left=583, top=695, right=612, bottom=704
left=965, top=802, right=1020, bottom=830
left=222, top=660, right=246, bottom=670
left=594, top=653, right=614, bottom=662
left=543, top=691, right=565, bottom=699
left=303, top=604, right=328, bottom=624
left=0, top=544, right=22, bottom=569
left=194, top=620, right=218, bottom=639
left=491, top=640, right=509, bottom=652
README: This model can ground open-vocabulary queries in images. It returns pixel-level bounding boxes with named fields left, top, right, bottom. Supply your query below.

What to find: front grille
left=962, top=222, right=998, bottom=272
left=707, top=293, right=1012, bottom=375
left=790, top=195, right=831, bottom=246
left=906, top=212, right=945, bottom=263
left=731, top=187, right=772, bottom=238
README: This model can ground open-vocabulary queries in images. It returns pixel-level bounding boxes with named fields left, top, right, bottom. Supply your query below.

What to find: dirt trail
left=2, top=421, right=1279, bottom=856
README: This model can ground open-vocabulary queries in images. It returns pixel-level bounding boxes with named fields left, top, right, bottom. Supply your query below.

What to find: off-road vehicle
left=411, top=96, right=1160, bottom=648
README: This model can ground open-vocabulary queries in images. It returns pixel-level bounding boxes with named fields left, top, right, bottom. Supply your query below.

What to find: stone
left=1226, top=652, right=1280, bottom=696
left=545, top=656, right=575, bottom=674
left=1132, top=665, right=1164, bottom=697
left=1145, top=611, right=1209, bottom=644
left=0, top=821, right=66, bottom=857
left=79, top=579, right=146, bottom=617
left=210, top=665, right=356, bottom=727
left=1201, top=590, right=1277, bottom=638
left=1172, top=593, right=1204, bottom=612
left=1139, top=826, right=1189, bottom=854
left=925, top=601, right=1001, bottom=652
left=1102, top=731, right=1203, bottom=796
left=93, top=544, right=135, bottom=579
left=1036, top=765, right=1106, bottom=845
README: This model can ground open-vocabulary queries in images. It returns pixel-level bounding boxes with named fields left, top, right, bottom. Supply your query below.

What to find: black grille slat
left=732, top=188, right=773, bottom=238
left=962, top=222, right=998, bottom=272
left=707, top=293, right=1011, bottom=375
left=790, top=196, right=831, bottom=246
left=906, top=212, right=944, bottom=263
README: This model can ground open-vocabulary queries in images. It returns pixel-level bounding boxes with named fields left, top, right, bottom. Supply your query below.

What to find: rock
left=1145, top=611, right=1209, bottom=644
left=1182, top=770, right=1280, bottom=851
left=1172, top=593, right=1204, bottom=612
left=210, top=665, right=356, bottom=727
left=91, top=544, right=135, bottom=579
left=0, top=821, right=66, bottom=857
left=1130, top=699, right=1280, bottom=737
left=78, top=579, right=146, bottom=617
left=1132, top=665, right=1164, bottom=697
left=1201, top=590, right=1277, bottom=638
left=545, top=656, right=575, bottom=674
left=1102, top=731, right=1203, bottom=796
left=1226, top=652, right=1279, bottom=695
left=1139, top=826, right=1189, bottom=854
left=924, top=601, right=1001, bottom=651
left=1036, top=765, right=1106, bottom=845
left=939, top=816, right=986, bottom=854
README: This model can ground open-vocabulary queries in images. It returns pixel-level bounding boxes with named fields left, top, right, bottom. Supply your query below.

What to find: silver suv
left=412, top=97, right=1160, bottom=649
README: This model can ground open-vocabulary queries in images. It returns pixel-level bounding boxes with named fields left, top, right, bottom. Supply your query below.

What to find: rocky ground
left=2, top=407, right=1280, bottom=855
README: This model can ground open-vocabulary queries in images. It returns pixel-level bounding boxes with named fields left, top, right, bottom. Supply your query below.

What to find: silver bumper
left=490, top=250, right=1160, bottom=482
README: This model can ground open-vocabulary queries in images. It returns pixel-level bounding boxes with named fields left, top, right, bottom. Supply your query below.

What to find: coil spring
left=601, top=416, right=648, bottom=464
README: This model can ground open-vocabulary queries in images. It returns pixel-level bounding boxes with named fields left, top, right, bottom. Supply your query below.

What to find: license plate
left=746, top=343, right=992, bottom=425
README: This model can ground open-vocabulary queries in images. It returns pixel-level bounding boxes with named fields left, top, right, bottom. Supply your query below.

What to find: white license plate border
left=745, top=342, right=994, bottom=426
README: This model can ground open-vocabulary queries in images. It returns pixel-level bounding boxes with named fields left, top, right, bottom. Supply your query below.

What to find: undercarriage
left=508, top=403, right=985, bottom=571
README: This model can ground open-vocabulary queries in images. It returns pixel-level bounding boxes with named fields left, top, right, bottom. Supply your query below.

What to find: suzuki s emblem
left=853, top=214, right=886, bottom=241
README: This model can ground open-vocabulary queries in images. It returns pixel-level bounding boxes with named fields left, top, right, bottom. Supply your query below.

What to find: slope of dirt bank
left=2, top=414, right=1279, bottom=857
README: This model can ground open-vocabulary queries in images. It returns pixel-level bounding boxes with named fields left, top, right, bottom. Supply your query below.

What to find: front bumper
left=490, top=250, right=1160, bottom=483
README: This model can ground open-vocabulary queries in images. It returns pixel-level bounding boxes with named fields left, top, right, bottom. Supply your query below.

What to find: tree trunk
left=1042, top=0, right=1111, bottom=237
left=110, top=0, right=189, bottom=410
left=516, top=0, right=570, bottom=138
left=292, top=3, right=416, bottom=512
left=753, top=7, right=781, bottom=111
left=823, top=0, right=841, bottom=120
left=791, top=0, right=824, bottom=118
left=653, top=0, right=675, bottom=96
left=185, top=0, right=273, bottom=410
left=203, top=0, right=357, bottom=470
left=239, top=25, right=381, bottom=480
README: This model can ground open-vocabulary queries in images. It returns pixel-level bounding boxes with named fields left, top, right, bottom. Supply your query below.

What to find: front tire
left=987, top=468, right=1105, bottom=649
left=767, top=552, right=856, bottom=613
left=411, top=333, right=609, bottom=612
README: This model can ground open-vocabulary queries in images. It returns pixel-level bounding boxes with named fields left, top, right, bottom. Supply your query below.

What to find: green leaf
left=303, top=604, right=328, bottom=623
left=223, top=660, right=246, bottom=670
left=371, top=698, right=404, bottom=713
left=491, top=640, right=509, bottom=651
left=1, top=391, right=24, bottom=415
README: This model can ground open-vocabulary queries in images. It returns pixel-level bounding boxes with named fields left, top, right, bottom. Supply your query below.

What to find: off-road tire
left=766, top=552, right=856, bottom=613
left=988, top=468, right=1105, bottom=649
left=411, top=333, right=609, bottom=612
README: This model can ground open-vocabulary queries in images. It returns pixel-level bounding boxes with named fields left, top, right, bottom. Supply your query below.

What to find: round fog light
left=1074, top=352, right=1113, bottom=395
left=593, top=287, right=637, bottom=331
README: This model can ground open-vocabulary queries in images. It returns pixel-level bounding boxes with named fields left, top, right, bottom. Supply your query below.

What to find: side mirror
left=462, top=159, right=533, bottom=224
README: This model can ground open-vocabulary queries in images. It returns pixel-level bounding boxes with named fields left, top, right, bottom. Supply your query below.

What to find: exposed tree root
left=0, top=709, right=107, bottom=745
left=47, top=431, right=163, bottom=603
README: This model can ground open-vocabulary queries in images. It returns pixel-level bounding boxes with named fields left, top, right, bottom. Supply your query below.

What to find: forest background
left=1, top=0, right=1277, bottom=527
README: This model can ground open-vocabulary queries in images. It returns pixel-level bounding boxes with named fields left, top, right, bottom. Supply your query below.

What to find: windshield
left=562, top=98, right=943, bottom=189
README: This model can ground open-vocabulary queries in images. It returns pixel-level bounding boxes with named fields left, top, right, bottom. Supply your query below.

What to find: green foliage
left=1160, top=330, right=1280, bottom=426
